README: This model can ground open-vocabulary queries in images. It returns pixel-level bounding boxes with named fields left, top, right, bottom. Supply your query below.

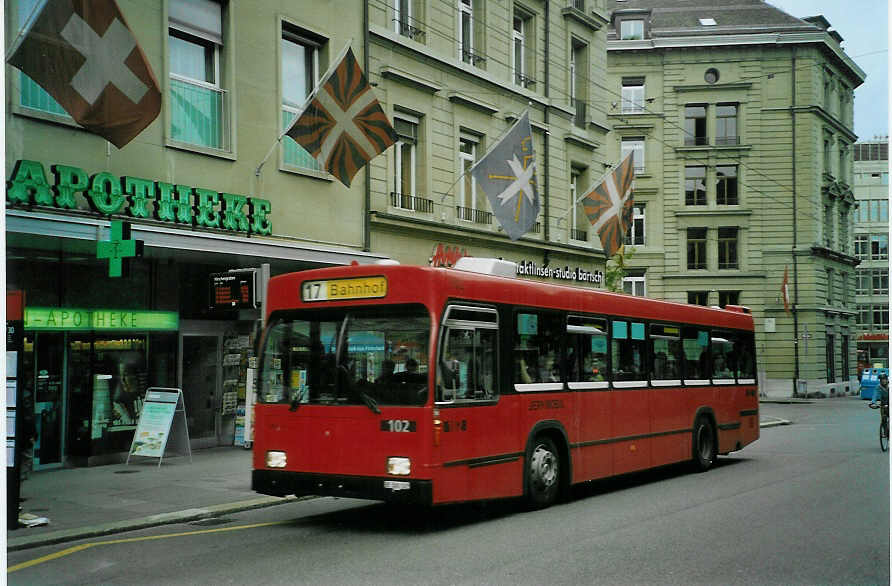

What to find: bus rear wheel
left=692, top=416, right=716, bottom=472
left=527, top=436, right=560, bottom=508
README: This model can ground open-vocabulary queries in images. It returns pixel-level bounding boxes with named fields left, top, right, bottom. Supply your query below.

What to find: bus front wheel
left=692, top=416, right=716, bottom=472
left=527, top=436, right=560, bottom=508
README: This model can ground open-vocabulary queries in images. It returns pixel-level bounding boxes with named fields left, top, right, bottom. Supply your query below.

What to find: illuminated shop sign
left=24, top=308, right=179, bottom=331
left=429, top=243, right=469, bottom=268
left=515, top=260, right=603, bottom=285
left=6, top=160, right=272, bottom=235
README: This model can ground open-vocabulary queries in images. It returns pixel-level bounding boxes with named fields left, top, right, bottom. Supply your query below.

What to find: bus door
left=566, top=316, right=612, bottom=482
left=435, top=305, right=518, bottom=502
left=610, top=319, right=651, bottom=475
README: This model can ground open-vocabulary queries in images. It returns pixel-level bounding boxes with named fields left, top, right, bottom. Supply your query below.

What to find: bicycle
left=870, top=401, right=889, bottom=452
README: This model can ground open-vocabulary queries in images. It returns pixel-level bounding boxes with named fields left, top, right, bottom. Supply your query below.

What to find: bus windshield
left=259, top=304, right=430, bottom=407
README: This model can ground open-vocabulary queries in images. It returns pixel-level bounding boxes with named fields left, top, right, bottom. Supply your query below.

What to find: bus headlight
left=266, top=451, right=287, bottom=468
left=387, top=457, right=411, bottom=475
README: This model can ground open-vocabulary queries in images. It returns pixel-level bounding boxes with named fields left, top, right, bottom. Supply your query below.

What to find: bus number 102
left=382, top=420, right=416, bottom=432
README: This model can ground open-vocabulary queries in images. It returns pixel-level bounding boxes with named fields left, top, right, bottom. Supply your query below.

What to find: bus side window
left=734, top=332, right=756, bottom=380
left=711, top=331, right=735, bottom=380
left=612, top=320, right=646, bottom=382
left=437, top=305, right=499, bottom=402
left=567, top=316, right=608, bottom=383
left=515, top=311, right=562, bottom=384
left=682, top=328, right=709, bottom=381
left=649, top=324, right=682, bottom=382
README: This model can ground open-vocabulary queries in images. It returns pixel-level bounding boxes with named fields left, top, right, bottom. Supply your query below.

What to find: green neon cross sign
left=97, top=220, right=142, bottom=277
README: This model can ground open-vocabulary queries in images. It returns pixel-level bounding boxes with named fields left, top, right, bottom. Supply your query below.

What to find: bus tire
left=692, top=416, right=716, bottom=472
left=526, top=436, right=560, bottom=508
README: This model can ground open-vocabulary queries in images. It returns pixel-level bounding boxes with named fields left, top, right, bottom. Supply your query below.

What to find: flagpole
left=439, top=108, right=531, bottom=204
left=5, top=0, right=46, bottom=61
left=437, top=109, right=529, bottom=206
left=437, top=168, right=471, bottom=205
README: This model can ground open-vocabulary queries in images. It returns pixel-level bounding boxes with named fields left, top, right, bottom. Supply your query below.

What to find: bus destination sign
left=301, top=277, right=387, bottom=302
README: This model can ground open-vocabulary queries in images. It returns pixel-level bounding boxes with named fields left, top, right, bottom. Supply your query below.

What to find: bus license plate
left=301, top=277, right=387, bottom=302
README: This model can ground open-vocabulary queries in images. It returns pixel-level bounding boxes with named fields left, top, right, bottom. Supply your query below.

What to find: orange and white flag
left=285, top=46, right=397, bottom=188
left=582, top=153, right=635, bottom=258
left=781, top=266, right=791, bottom=314
left=7, top=0, right=162, bottom=148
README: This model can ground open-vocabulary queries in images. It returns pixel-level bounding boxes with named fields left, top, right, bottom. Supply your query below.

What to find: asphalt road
left=8, top=398, right=889, bottom=586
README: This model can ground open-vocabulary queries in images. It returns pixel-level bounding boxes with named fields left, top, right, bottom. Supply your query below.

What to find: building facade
left=6, top=0, right=616, bottom=468
left=5, top=0, right=390, bottom=467
left=605, top=0, right=866, bottom=396
left=366, top=0, right=613, bottom=273
left=853, top=139, right=890, bottom=372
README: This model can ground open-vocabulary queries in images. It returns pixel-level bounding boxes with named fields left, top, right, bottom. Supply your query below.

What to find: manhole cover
left=114, top=470, right=140, bottom=474
left=190, top=517, right=233, bottom=527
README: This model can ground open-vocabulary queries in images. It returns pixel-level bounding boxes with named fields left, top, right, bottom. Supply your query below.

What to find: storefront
left=7, top=161, right=389, bottom=467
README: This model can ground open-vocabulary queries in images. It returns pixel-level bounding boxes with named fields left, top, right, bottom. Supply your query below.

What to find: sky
left=767, top=0, right=889, bottom=141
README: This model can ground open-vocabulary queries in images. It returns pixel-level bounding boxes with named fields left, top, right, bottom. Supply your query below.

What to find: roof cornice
left=608, top=31, right=865, bottom=84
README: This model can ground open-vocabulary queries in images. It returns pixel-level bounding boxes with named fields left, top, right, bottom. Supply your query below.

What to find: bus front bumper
left=252, top=469, right=433, bottom=505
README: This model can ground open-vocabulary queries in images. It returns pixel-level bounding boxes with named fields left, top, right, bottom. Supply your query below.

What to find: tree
left=604, top=246, right=635, bottom=293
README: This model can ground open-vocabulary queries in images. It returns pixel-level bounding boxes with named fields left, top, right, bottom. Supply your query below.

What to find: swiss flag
left=7, top=0, right=161, bottom=148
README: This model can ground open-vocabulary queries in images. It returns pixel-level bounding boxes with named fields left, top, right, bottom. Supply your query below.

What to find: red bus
left=252, top=258, right=759, bottom=508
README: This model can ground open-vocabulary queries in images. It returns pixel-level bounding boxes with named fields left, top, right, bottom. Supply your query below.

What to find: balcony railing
left=715, top=136, right=740, bottom=146
left=393, top=19, right=426, bottom=42
left=390, top=192, right=434, bottom=213
left=461, top=49, right=487, bottom=67
left=571, top=228, right=589, bottom=242
left=170, top=75, right=228, bottom=151
left=456, top=206, right=492, bottom=224
left=514, top=73, right=536, bottom=89
left=683, top=135, right=709, bottom=146
left=572, top=0, right=585, bottom=9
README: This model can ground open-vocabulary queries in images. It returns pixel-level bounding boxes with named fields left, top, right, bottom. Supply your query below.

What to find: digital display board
left=210, top=270, right=258, bottom=310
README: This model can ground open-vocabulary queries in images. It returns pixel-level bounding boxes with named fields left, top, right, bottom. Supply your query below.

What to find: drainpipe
left=791, top=47, right=801, bottom=394
left=542, top=1, right=550, bottom=241
left=363, top=0, right=372, bottom=252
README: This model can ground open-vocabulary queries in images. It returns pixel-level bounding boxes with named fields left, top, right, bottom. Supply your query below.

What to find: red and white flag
left=285, top=46, right=397, bottom=188
left=781, top=266, right=791, bottom=314
left=7, top=0, right=162, bottom=149
left=582, top=153, right=635, bottom=258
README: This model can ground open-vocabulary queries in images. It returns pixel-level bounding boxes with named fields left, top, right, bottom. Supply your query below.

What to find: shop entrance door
left=179, top=323, right=224, bottom=449
left=32, top=333, right=65, bottom=470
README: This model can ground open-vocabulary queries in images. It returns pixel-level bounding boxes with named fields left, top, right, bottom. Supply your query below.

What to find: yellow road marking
left=8, top=520, right=289, bottom=573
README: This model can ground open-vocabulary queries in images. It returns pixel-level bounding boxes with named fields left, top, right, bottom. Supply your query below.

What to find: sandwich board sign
left=127, top=388, right=191, bottom=466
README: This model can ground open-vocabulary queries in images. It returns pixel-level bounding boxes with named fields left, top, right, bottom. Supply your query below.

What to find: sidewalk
left=8, top=413, right=792, bottom=552
left=7, top=447, right=298, bottom=552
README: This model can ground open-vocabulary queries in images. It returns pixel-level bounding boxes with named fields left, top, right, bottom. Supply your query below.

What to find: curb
left=760, top=398, right=813, bottom=404
left=7, top=495, right=305, bottom=552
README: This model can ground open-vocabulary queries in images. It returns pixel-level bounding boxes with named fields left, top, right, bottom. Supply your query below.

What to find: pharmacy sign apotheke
left=6, top=159, right=272, bottom=235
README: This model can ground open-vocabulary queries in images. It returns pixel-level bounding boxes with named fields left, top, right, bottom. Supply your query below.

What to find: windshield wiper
left=358, top=389, right=381, bottom=414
